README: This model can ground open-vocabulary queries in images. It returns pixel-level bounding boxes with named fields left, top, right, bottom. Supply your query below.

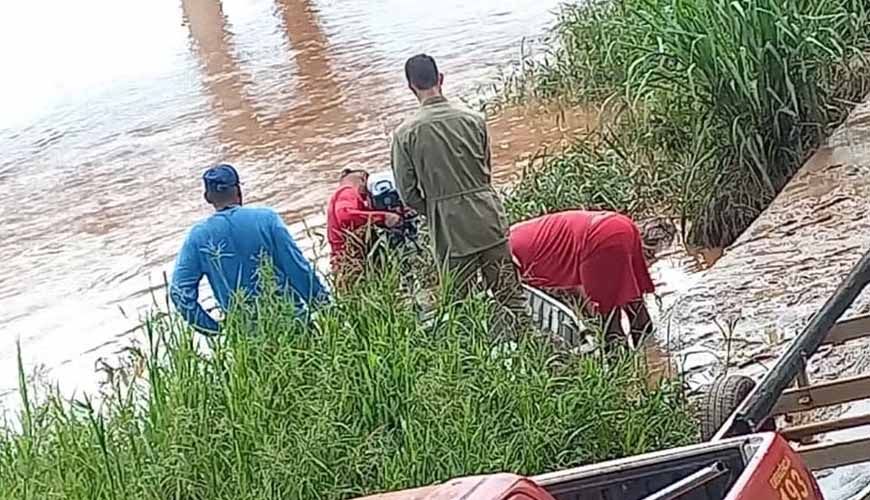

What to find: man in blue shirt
left=170, top=164, right=328, bottom=334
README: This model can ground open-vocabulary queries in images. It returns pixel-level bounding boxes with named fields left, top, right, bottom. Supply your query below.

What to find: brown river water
left=3, top=1, right=869, bottom=495
left=0, top=0, right=594, bottom=400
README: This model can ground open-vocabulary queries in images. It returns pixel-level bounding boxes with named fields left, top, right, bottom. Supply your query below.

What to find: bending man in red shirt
left=327, top=168, right=401, bottom=284
left=510, top=210, right=673, bottom=347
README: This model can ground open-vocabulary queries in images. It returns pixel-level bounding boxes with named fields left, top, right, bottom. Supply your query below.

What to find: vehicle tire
left=699, top=374, right=759, bottom=441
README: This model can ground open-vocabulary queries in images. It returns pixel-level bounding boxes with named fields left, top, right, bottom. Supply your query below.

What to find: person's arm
left=270, top=211, right=328, bottom=305
left=333, top=189, right=392, bottom=227
left=391, top=131, right=427, bottom=215
left=170, top=232, right=220, bottom=334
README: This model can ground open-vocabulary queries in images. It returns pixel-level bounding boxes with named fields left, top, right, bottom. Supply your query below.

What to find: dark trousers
left=446, top=242, right=529, bottom=334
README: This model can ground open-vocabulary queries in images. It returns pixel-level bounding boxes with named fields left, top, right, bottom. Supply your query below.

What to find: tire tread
left=699, top=374, right=757, bottom=441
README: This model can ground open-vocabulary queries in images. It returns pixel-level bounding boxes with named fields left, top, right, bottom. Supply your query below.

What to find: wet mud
left=649, top=99, right=870, bottom=498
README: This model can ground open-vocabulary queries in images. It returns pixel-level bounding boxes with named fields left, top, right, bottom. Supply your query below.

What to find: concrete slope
left=661, top=101, right=870, bottom=498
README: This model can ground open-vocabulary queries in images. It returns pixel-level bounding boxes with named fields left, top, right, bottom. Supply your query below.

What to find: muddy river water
left=3, top=1, right=870, bottom=496
left=0, top=0, right=592, bottom=400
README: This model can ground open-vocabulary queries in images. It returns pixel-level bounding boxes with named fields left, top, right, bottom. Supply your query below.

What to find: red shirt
left=327, top=185, right=392, bottom=265
left=509, top=210, right=654, bottom=312
left=510, top=211, right=607, bottom=293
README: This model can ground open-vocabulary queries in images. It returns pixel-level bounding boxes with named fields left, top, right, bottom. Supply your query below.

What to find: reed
left=0, top=256, right=695, bottom=500
left=502, top=109, right=705, bottom=225
left=502, top=0, right=870, bottom=247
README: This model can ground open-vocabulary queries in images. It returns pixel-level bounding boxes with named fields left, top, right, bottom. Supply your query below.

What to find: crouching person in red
left=509, top=210, right=674, bottom=347
left=327, top=168, right=402, bottom=289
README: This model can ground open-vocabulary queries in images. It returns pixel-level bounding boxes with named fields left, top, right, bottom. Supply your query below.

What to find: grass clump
left=0, top=257, right=695, bottom=500
left=503, top=110, right=711, bottom=226
left=503, top=0, right=870, bottom=247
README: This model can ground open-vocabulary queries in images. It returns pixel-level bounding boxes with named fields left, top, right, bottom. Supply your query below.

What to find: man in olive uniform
left=391, top=53, right=527, bottom=323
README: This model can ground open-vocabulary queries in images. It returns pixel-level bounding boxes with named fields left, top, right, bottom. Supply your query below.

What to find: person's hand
left=384, top=212, right=402, bottom=228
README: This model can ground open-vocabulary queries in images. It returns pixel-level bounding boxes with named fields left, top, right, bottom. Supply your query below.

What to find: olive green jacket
left=391, top=95, right=509, bottom=262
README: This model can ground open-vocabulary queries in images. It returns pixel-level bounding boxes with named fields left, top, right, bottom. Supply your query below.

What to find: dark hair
left=340, top=168, right=368, bottom=180
left=205, top=185, right=241, bottom=205
left=404, top=54, right=439, bottom=90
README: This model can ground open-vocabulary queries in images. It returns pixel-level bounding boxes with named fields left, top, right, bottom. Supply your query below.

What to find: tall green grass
left=0, top=257, right=694, bottom=500
left=503, top=0, right=870, bottom=247
left=503, top=109, right=713, bottom=226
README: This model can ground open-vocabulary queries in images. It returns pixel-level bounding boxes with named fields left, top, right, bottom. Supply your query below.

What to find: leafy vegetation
left=502, top=109, right=709, bottom=226
left=501, top=0, right=870, bottom=247
left=0, top=256, right=695, bottom=500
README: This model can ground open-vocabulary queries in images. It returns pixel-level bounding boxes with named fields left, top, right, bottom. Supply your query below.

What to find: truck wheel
left=699, top=374, right=759, bottom=441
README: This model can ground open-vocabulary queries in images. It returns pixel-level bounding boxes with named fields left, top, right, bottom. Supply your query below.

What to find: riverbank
left=662, top=97, right=870, bottom=499
left=0, top=254, right=695, bottom=499
left=4, top=0, right=870, bottom=497
left=498, top=0, right=870, bottom=249
left=495, top=1, right=870, bottom=495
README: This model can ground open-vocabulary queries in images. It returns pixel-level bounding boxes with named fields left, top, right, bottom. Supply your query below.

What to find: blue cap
left=203, top=164, right=240, bottom=193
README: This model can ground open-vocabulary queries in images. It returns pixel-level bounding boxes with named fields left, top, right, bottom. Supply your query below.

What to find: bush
left=0, top=257, right=695, bottom=500
left=502, top=110, right=709, bottom=225
left=504, top=0, right=870, bottom=247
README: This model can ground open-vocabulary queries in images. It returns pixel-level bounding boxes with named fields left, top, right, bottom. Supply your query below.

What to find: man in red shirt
left=510, top=210, right=673, bottom=347
left=327, top=168, right=401, bottom=284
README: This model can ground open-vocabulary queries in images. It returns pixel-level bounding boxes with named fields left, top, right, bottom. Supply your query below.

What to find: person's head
left=339, top=167, right=370, bottom=196
left=404, top=54, right=443, bottom=101
left=639, top=218, right=677, bottom=263
left=202, top=163, right=242, bottom=210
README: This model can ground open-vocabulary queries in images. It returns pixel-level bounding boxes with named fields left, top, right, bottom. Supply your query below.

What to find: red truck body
left=356, top=474, right=555, bottom=500
left=725, top=434, right=823, bottom=500
left=354, top=433, right=824, bottom=500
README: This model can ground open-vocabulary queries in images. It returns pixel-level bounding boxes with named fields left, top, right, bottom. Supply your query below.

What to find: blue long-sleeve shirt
left=170, top=206, right=328, bottom=333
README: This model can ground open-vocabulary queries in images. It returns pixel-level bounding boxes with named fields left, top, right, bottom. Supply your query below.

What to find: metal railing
left=523, top=285, right=595, bottom=354
left=714, top=247, right=870, bottom=471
